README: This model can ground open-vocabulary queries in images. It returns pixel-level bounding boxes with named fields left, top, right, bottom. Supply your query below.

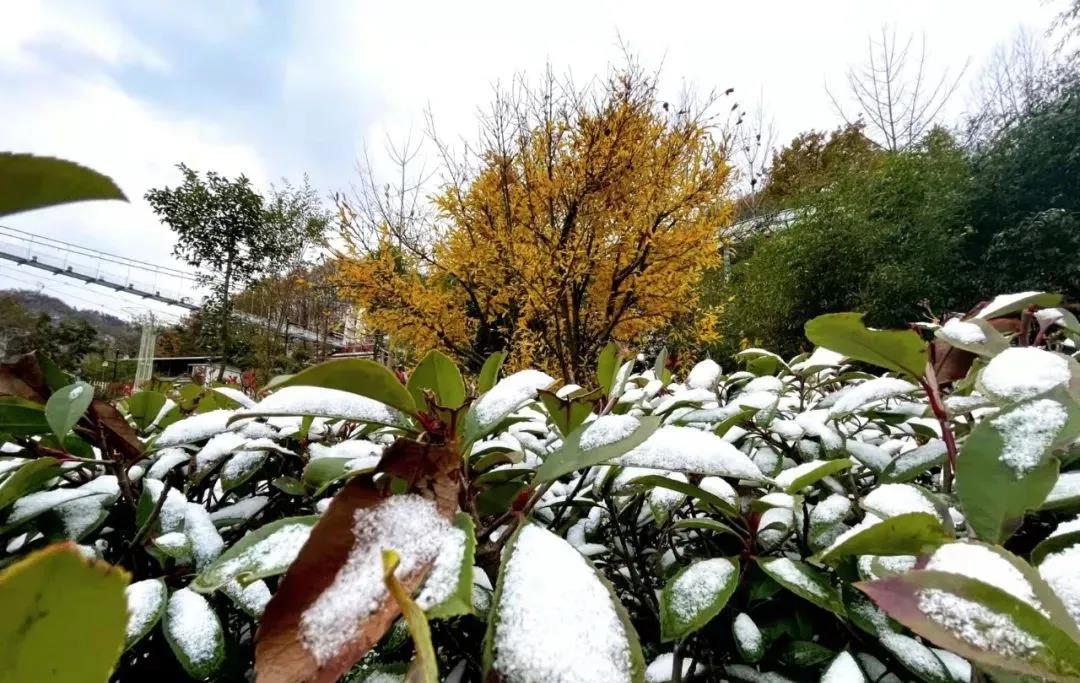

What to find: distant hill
left=0, top=289, right=141, bottom=354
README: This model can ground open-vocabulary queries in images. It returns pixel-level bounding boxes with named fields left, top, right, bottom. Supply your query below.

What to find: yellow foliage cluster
left=338, top=67, right=732, bottom=381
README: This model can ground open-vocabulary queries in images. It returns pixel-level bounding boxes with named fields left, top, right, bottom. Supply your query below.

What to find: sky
left=0, top=0, right=1063, bottom=323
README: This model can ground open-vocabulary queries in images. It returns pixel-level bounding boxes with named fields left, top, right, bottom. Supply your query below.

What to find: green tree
left=967, top=80, right=1080, bottom=299
left=712, top=128, right=972, bottom=357
left=146, top=166, right=327, bottom=380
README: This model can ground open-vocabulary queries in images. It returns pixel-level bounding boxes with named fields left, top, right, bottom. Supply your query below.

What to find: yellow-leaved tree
left=338, top=63, right=732, bottom=381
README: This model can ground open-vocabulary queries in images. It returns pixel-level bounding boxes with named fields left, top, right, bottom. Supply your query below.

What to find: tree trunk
left=217, top=256, right=234, bottom=382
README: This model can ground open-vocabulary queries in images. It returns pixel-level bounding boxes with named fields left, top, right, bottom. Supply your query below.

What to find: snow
left=1044, top=471, right=1080, bottom=507
left=829, top=378, right=918, bottom=416
left=125, top=579, right=165, bottom=643
left=990, top=399, right=1068, bottom=476
left=142, top=479, right=189, bottom=533
left=193, top=432, right=248, bottom=475
left=791, top=347, right=845, bottom=373
left=768, top=419, right=804, bottom=440
left=878, top=632, right=949, bottom=683
left=614, top=426, right=763, bottom=480
left=166, top=589, right=220, bottom=669
left=774, top=460, right=836, bottom=491
left=976, top=291, right=1045, bottom=319
left=1050, top=516, right=1080, bottom=538
left=926, top=543, right=1045, bottom=614
left=491, top=524, right=633, bottom=683
left=916, top=589, right=1039, bottom=658
left=685, top=359, right=721, bottom=390
left=308, top=440, right=384, bottom=461
left=742, top=375, right=783, bottom=394
left=212, top=386, right=256, bottom=408
left=579, top=415, right=639, bottom=451
left=822, top=652, right=864, bottom=683
left=147, top=449, right=190, bottom=480
left=654, top=388, right=717, bottom=414
left=812, top=494, right=852, bottom=525
left=980, top=347, right=1071, bottom=403
left=209, top=496, right=269, bottom=524
left=7, top=487, right=96, bottom=528
left=698, top=476, right=738, bottom=508
left=222, top=450, right=268, bottom=484
left=239, top=386, right=404, bottom=425
left=794, top=413, right=843, bottom=451
left=1038, top=545, right=1080, bottom=627
left=862, top=484, right=937, bottom=518
left=54, top=476, right=119, bottom=538
left=1036, top=308, right=1066, bottom=326
left=185, top=502, right=224, bottom=570
left=887, top=440, right=947, bottom=479
left=223, top=578, right=272, bottom=617
left=0, top=456, right=27, bottom=477
left=473, top=370, right=554, bottom=428
left=68, top=384, right=87, bottom=400
left=644, top=653, right=701, bottom=682
left=415, top=523, right=467, bottom=610
left=763, top=558, right=831, bottom=602
left=155, top=409, right=234, bottom=447
left=940, top=318, right=986, bottom=345
left=210, top=521, right=312, bottom=584
left=733, top=612, right=762, bottom=658
left=845, top=440, right=892, bottom=471
left=930, top=649, right=971, bottom=683
left=300, top=495, right=462, bottom=664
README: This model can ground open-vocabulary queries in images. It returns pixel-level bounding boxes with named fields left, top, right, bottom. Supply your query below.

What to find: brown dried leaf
left=256, top=438, right=462, bottom=683
left=377, top=439, right=461, bottom=516
left=0, top=353, right=49, bottom=404
left=83, top=400, right=143, bottom=464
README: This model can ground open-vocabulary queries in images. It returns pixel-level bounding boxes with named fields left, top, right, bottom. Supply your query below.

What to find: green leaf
left=272, top=476, right=305, bottom=496
left=778, top=640, right=834, bottom=668
left=653, top=346, right=670, bottom=385
left=192, top=516, right=318, bottom=592
left=45, top=382, right=93, bottom=442
left=813, top=512, right=952, bottom=565
left=425, top=513, right=476, bottom=619
left=124, top=578, right=167, bottom=650
left=805, top=312, right=927, bottom=378
left=756, top=557, right=845, bottom=616
left=624, top=474, right=739, bottom=517
left=477, top=350, right=507, bottom=394
left=956, top=394, right=1080, bottom=542
left=0, top=153, right=126, bottom=218
left=537, top=387, right=601, bottom=437
left=163, top=589, right=225, bottom=679
left=776, top=459, right=852, bottom=494
left=672, top=518, right=744, bottom=540
left=0, top=543, right=129, bottom=682
left=0, top=457, right=60, bottom=510
left=126, top=391, right=168, bottom=432
left=269, top=358, right=417, bottom=416
left=597, top=342, right=620, bottom=395
left=0, top=401, right=51, bottom=436
left=535, top=415, right=661, bottom=482
left=408, top=349, right=466, bottom=410
left=1032, top=526, right=1080, bottom=565
left=302, top=456, right=378, bottom=496
left=859, top=569, right=1080, bottom=681
left=659, top=557, right=740, bottom=641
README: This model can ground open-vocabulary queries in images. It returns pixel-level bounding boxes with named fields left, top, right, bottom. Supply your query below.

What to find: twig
left=129, top=480, right=170, bottom=549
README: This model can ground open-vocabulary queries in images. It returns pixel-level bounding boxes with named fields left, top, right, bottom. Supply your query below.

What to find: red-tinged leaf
left=858, top=570, right=1080, bottom=681
left=83, top=400, right=143, bottom=464
left=0, top=352, right=49, bottom=404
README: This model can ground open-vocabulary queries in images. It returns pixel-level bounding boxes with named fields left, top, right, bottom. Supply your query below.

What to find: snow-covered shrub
left=1, top=290, right=1080, bottom=682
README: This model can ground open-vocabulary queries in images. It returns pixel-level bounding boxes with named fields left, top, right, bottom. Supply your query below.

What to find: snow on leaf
left=154, top=409, right=234, bottom=448
left=124, top=578, right=167, bottom=649
left=484, top=524, right=642, bottom=683
left=235, top=386, right=407, bottom=427
left=978, top=347, right=1073, bottom=404
left=828, top=377, right=919, bottom=417
left=613, top=425, right=764, bottom=480
left=164, top=588, right=225, bottom=680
